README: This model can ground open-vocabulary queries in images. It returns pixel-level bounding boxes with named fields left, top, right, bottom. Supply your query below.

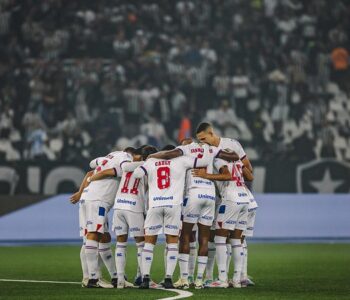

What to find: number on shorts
left=121, top=172, right=140, bottom=195
left=157, top=166, right=170, bottom=189
left=231, top=164, right=243, bottom=187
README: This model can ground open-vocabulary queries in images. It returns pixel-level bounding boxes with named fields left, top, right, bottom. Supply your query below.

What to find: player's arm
left=133, top=162, right=149, bottom=179
left=192, top=166, right=231, bottom=181
left=242, top=157, right=253, bottom=173
left=217, top=150, right=239, bottom=162
left=121, top=161, right=144, bottom=172
left=242, top=165, right=254, bottom=181
left=70, top=170, right=93, bottom=204
left=88, top=168, right=117, bottom=182
left=147, top=148, right=183, bottom=160
left=89, top=157, right=105, bottom=169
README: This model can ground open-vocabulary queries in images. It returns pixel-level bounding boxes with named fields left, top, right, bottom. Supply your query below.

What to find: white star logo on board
left=309, top=169, right=344, bottom=193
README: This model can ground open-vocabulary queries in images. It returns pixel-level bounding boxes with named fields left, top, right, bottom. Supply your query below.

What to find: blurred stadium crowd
left=0, top=0, right=349, bottom=163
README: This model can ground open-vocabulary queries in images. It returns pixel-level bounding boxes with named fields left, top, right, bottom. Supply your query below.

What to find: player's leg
left=175, top=222, right=194, bottom=289
left=162, top=205, right=182, bottom=289
left=85, top=201, right=111, bottom=288
left=226, top=236, right=232, bottom=280
left=195, top=223, right=210, bottom=289
left=195, top=197, right=215, bottom=289
left=241, top=207, right=257, bottom=287
left=188, top=229, right=197, bottom=285
left=229, top=202, right=249, bottom=288
left=134, top=235, right=145, bottom=286
left=130, top=211, right=146, bottom=286
left=99, top=232, right=118, bottom=286
left=79, top=201, right=89, bottom=286
left=208, top=202, right=233, bottom=288
left=205, top=229, right=216, bottom=285
left=140, top=207, right=162, bottom=289
left=139, top=234, right=157, bottom=289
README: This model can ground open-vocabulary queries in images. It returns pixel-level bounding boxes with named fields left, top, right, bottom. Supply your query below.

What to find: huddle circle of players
left=70, top=122, right=258, bottom=289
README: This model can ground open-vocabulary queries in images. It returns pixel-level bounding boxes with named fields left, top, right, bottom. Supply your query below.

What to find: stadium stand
left=0, top=0, right=349, bottom=162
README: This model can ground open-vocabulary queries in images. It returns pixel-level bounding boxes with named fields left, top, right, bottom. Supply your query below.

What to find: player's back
left=177, top=142, right=219, bottom=192
left=214, top=159, right=249, bottom=203
left=83, top=157, right=119, bottom=205
left=142, top=156, right=197, bottom=208
left=114, top=169, right=146, bottom=213
left=218, top=137, right=246, bottom=160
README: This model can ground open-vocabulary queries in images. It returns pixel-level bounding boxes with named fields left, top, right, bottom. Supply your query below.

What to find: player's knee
left=86, top=232, right=100, bottom=241
left=117, top=234, right=128, bottom=243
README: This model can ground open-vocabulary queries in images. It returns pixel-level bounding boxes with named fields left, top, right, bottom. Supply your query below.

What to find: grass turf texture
left=0, top=244, right=349, bottom=299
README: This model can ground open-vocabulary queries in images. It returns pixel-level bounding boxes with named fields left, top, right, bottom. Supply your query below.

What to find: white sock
left=80, top=240, right=89, bottom=279
left=142, top=243, right=154, bottom=276
left=196, top=256, right=208, bottom=280
left=241, top=239, right=248, bottom=280
left=166, top=243, right=179, bottom=278
left=189, top=242, right=197, bottom=277
left=231, top=239, right=244, bottom=282
left=97, top=254, right=102, bottom=278
left=178, top=253, right=190, bottom=279
left=215, top=236, right=227, bottom=282
left=164, top=244, right=168, bottom=272
left=99, top=242, right=117, bottom=279
left=205, top=241, right=215, bottom=280
left=115, top=242, right=127, bottom=281
left=136, top=241, right=144, bottom=277
left=85, top=239, right=99, bottom=279
left=226, top=243, right=232, bottom=276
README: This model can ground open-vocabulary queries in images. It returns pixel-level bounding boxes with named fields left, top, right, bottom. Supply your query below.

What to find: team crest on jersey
left=296, top=159, right=350, bottom=193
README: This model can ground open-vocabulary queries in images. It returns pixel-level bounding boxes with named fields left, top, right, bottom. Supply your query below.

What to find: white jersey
left=217, top=137, right=246, bottom=161
left=83, top=152, right=132, bottom=205
left=114, top=169, right=146, bottom=213
left=214, top=158, right=249, bottom=203
left=133, top=156, right=208, bottom=208
left=176, top=142, right=219, bottom=194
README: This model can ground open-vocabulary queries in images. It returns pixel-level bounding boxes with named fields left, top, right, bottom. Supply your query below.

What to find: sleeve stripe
left=177, top=148, right=184, bottom=155
left=215, top=149, right=222, bottom=158
left=140, top=166, right=148, bottom=176
left=194, top=158, right=198, bottom=168
left=240, top=155, right=247, bottom=161
left=113, top=168, right=118, bottom=177
left=120, top=160, right=131, bottom=168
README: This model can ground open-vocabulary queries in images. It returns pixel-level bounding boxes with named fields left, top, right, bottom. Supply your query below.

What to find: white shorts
left=112, top=209, right=145, bottom=237
left=210, top=199, right=222, bottom=231
left=144, top=205, right=182, bottom=236
left=243, top=207, right=257, bottom=237
left=182, top=190, right=215, bottom=226
left=216, top=200, right=249, bottom=231
left=85, top=200, right=110, bottom=234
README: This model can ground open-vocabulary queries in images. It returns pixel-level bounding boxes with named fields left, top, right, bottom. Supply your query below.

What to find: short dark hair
left=141, top=146, right=158, bottom=160
left=161, top=144, right=176, bottom=151
left=196, top=122, right=212, bottom=134
left=123, top=147, right=136, bottom=154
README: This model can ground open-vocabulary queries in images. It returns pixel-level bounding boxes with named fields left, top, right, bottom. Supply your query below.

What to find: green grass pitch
left=0, top=243, right=349, bottom=299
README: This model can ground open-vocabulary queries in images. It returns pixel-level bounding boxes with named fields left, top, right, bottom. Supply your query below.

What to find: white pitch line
left=156, top=288, right=193, bottom=300
left=0, top=279, right=80, bottom=284
left=0, top=279, right=193, bottom=299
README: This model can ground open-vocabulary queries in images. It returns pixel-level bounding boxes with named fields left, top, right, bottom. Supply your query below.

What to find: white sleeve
left=89, top=157, right=105, bottom=169
left=176, top=145, right=189, bottom=156
left=210, top=146, right=221, bottom=158
left=182, top=156, right=209, bottom=169
left=133, top=161, right=149, bottom=178
left=122, top=161, right=144, bottom=172
left=233, top=140, right=246, bottom=160
left=214, top=158, right=228, bottom=171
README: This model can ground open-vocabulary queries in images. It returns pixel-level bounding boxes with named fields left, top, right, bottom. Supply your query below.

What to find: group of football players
left=70, top=122, right=258, bottom=290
